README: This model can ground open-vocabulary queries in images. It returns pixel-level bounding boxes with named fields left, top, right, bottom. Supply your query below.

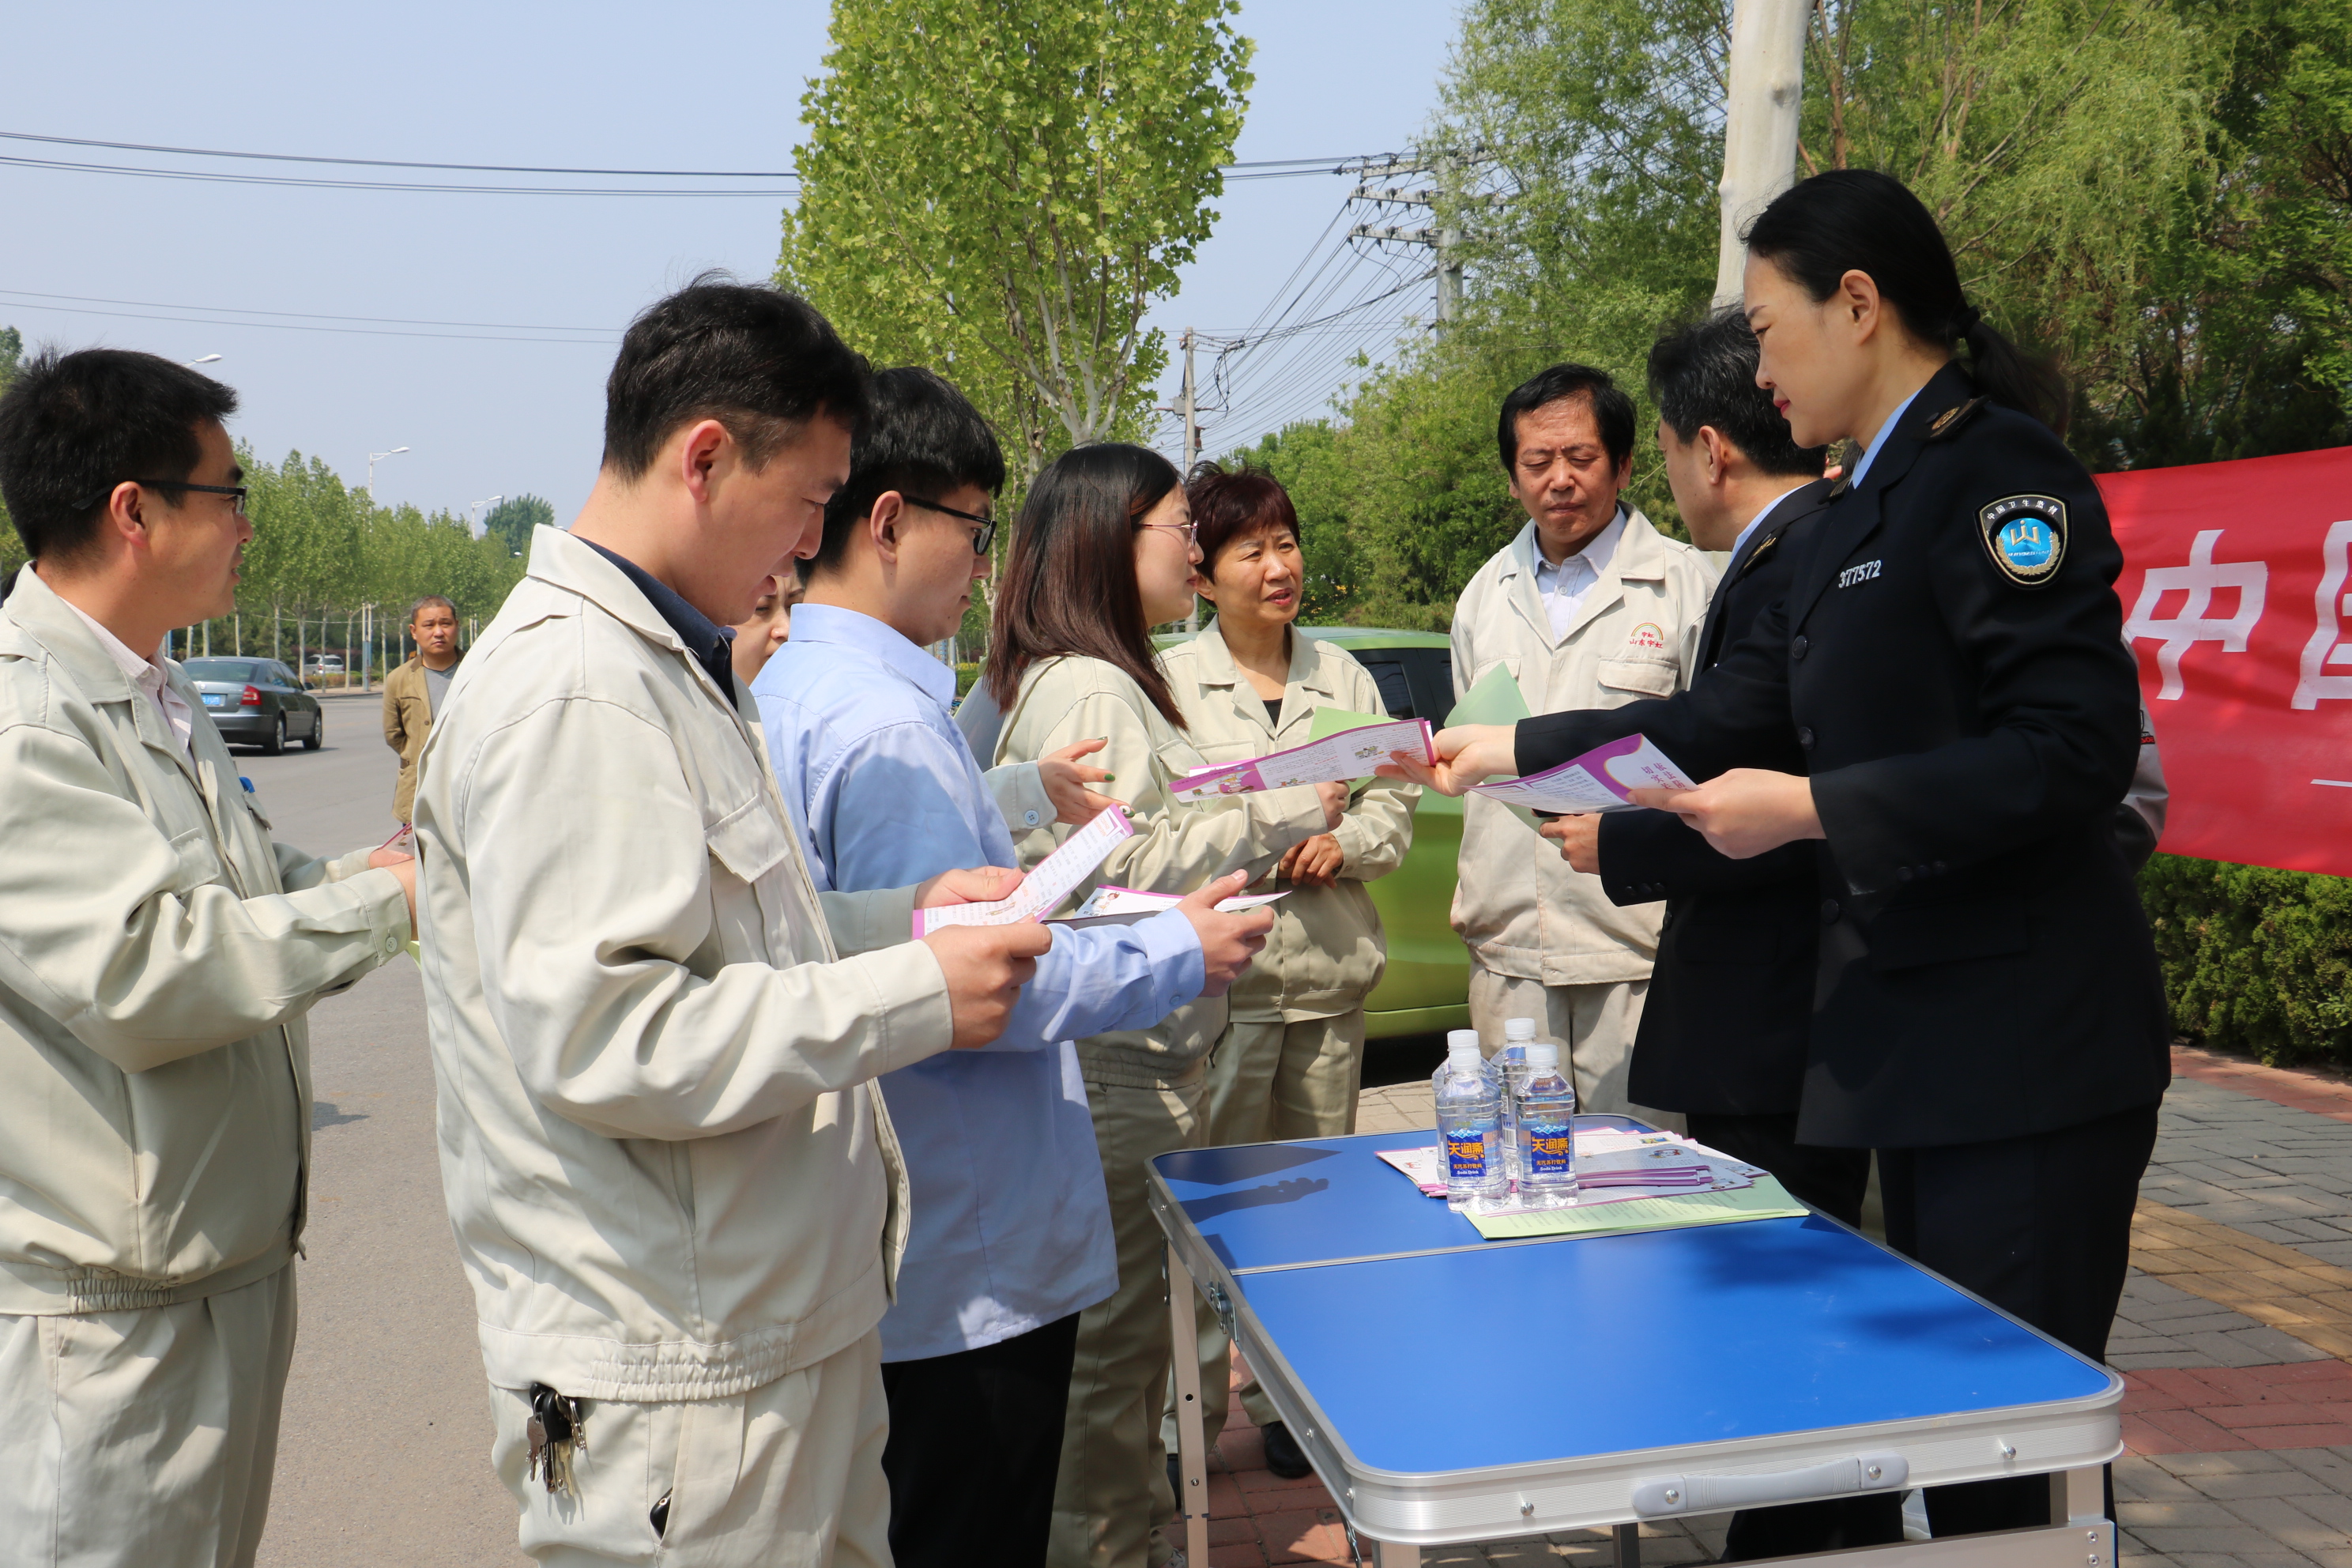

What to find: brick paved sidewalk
left=1185, top=1050, right=2352, bottom=1568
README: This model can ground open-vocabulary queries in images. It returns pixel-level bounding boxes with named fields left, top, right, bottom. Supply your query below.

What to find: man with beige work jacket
left=1449, top=362, right=1718, bottom=1121
left=0, top=349, right=417, bottom=1568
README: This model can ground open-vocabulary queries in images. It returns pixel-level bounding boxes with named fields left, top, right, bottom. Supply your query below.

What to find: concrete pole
left=1182, top=328, right=1201, bottom=633
left=1713, top=0, right=1810, bottom=306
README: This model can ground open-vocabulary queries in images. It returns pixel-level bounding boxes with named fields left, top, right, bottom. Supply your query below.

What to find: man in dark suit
left=1540, top=309, right=1866, bottom=1223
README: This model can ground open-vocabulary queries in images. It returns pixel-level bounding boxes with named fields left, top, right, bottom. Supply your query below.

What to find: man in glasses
left=752, top=368, right=1274, bottom=1568
left=0, top=348, right=417, bottom=1567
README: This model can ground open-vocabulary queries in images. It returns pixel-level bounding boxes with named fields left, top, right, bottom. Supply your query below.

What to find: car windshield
left=182, top=659, right=260, bottom=682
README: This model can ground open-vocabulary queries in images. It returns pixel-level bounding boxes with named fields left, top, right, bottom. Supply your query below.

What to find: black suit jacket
left=1600, top=481, right=1829, bottom=1116
left=1516, top=364, right=2169, bottom=1148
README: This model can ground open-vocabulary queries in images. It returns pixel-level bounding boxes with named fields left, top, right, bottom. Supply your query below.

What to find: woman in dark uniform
left=1392, top=168, right=2169, bottom=1536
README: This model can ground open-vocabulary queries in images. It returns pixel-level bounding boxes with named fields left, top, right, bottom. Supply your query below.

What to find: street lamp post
left=366, top=446, right=410, bottom=494
left=469, top=495, right=505, bottom=533
left=183, top=354, right=222, bottom=368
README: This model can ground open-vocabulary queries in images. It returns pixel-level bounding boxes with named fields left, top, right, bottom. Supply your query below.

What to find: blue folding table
left=1151, top=1121, right=2121, bottom=1568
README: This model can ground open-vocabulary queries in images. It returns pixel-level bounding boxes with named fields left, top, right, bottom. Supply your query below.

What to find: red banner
left=2101, top=447, right=2352, bottom=875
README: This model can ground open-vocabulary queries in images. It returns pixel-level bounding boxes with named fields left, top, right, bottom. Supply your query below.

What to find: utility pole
left=1346, top=149, right=1498, bottom=326
left=1178, top=330, right=1204, bottom=631
left=1713, top=0, right=1810, bottom=305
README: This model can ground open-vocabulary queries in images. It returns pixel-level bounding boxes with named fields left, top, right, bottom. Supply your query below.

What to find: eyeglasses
left=905, top=496, right=997, bottom=556
left=77, top=480, right=250, bottom=515
left=1136, top=517, right=1199, bottom=545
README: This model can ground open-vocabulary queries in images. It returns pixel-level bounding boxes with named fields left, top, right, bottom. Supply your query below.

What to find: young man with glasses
left=753, top=368, right=1274, bottom=1568
left=0, top=348, right=417, bottom=1568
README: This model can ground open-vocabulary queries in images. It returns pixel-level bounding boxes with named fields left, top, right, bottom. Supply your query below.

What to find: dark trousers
left=880, top=1312, right=1082, bottom=1568
left=1688, top=1113, right=1905, bottom=1560
left=1880, top=1102, right=2161, bottom=1537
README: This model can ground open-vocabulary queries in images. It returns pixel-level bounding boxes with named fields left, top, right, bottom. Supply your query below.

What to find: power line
left=0, top=128, right=798, bottom=178
left=0, top=298, right=613, bottom=346
left=0, top=154, right=793, bottom=197
left=0, top=287, right=609, bottom=334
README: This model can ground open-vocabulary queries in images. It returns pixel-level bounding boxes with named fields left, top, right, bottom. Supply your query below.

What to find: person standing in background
left=1156, top=462, right=1415, bottom=1483
left=962, top=443, right=1344, bottom=1568
left=730, top=569, right=803, bottom=689
left=382, top=593, right=458, bottom=824
left=1448, top=364, right=1719, bottom=1121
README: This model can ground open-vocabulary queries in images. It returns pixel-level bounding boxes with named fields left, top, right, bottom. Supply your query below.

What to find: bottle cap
left=1446, top=1029, right=1481, bottom=1054
left=1527, top=1042, right=1562, bottom=1069
left=1503, top=1018, right=1537, bottom=1042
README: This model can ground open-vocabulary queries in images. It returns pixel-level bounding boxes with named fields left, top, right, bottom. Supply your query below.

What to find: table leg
left=1167, top=1242, right=1211, bottom=1568
left=1370, top=1540, right=1421, bottom=1568
left=2049, top=1464, right=2104, bottom=1524
left=1615, top=1521, right=1642, bottom=1568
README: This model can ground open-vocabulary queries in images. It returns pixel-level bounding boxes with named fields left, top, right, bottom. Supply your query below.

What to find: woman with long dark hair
left=961, top=442, right=1344, bottom=1568
left=1394, top=168, right=2166, bottom=1538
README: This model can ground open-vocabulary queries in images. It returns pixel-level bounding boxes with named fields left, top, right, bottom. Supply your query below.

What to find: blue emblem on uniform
left=1977, top=495, right=2068, bottom=587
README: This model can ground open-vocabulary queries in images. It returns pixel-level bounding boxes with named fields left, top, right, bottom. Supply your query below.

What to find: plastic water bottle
left=1433, top=1031, right=1506, bottom=1211
left=1517, top=1042, right=1579, bottom=1207
left=1497, top=1019, right=1539, bottom=1186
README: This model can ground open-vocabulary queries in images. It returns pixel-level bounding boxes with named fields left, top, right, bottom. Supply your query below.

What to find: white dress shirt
left=1530, top=507, right=1629, bottom=638
left=56, top=592, right=194, bottom=759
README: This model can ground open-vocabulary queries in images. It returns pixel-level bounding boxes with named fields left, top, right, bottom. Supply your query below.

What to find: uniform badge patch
left=1977, top=494, right=2068, bottom=587
left=1626, top=622, right=1666, bottom=650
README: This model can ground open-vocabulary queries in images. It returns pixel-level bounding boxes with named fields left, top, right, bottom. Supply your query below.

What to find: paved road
left=235, top=693, right=521, bottom=1566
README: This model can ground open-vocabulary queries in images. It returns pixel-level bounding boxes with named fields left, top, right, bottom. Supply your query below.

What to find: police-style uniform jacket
left=1517, top=363, right=2170, bottom=1149
left=1596, top=480, right=1830, bottom=1117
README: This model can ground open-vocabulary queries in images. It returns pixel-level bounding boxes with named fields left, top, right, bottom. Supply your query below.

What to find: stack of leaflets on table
left=911, top=805, right=1132, bottom=936
left=1051, top=884, right=1287, bottom=927
left=1375, top=1129, right=1809, bottom=1240
left=1468, top=733, right=1698, bottom=816
left=1168, top=717, right=1434, bottom=801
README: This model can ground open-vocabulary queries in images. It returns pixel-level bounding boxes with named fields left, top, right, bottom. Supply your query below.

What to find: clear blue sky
left=0, top=2, right=1464, bottom=528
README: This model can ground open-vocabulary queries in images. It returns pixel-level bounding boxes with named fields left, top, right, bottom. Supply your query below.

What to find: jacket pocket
left=165, top=826, right=226, bottom=895
left=704, top=797, right=791, bottom=884
left=1865, top=897, right=2031, bottom=973
left=1596, top=657, right=1677, bottom=698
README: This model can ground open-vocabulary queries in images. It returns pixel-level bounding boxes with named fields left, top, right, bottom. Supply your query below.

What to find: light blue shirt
left=1847, top=383, right=1928, bottom=491
left=753, top=604, right=1205, bottom=1361
left=1728, top=482, right=1813, bottom=564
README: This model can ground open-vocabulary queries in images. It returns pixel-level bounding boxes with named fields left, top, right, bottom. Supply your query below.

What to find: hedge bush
left=2139, top=854, right=2352, bottom=1069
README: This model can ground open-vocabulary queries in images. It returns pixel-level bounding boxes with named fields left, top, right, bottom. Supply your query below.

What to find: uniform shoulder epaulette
left=1925, top=396, right=1989, bottom=441
left=1736, top=530, right=1782, bottom=577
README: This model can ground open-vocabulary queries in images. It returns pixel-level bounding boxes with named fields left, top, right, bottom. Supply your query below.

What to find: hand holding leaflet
left=1052, top=884, right=1287, bottom=926
left=1169, top=717, right=1434, bottom=801
left=1468, top=733, right=1697, bottom=816
left=911, top=805, right=1133, bottom=936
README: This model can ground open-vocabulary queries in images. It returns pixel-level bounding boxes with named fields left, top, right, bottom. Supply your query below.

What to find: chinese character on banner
left=2101, top=447, right=2352, bottom=876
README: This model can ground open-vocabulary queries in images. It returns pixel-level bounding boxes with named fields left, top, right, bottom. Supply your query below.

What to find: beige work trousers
left=1467, top=968, right=1683, bottom=1132
left=489, top=1330, right=889, bottom=1568
left=1050, top=1075, right=1203, bottom=1568
left=0, top=1261, right=297, bottom=1568
left=1166, top=1011, right=1366, bottom=1457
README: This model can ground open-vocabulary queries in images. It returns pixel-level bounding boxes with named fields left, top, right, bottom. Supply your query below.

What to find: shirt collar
left=1532, top=506, right=1627, bottom=583
left=579, top=540, right=737, bottom=702
left=1729, top=482, right=1812, bottom=562
left=52, top=592, right=194, bottom=759
left=1849, top=383, right=1930, bottom=490
left=779, top=603, right=956, bottom=709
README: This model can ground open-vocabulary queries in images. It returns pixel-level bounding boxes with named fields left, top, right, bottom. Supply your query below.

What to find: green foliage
left=0, top=326, right=20, bottom=582
left=776, top=0, right=1253, bottom=484
left=481, top=493, right=556, bottom=558
left=2140, top=855, right=2352, bottom=1069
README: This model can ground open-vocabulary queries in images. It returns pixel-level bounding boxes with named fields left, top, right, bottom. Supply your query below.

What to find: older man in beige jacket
left=1451, top=364, right=1718, bottom=1121
left=417, top=281, right=1050, bottom=1568
left=0, top=349, right=416, bottom=1568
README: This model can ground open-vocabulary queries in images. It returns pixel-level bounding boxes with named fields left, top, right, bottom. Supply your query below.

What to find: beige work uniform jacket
left=1160, top=624, right=1416, bottom=1023
left=382, top=652, right=451, bottom=823
left=0, top=568, right=410, bottom=1315
left=1449, top=512, right=1720, bottom=986
left=413, top=527, right=954, bottom=1404
left=961, top=655, right=1326, bottom=1090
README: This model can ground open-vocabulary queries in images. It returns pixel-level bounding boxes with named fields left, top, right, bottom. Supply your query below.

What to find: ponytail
left=1744, top=170, right=2070, bottom=434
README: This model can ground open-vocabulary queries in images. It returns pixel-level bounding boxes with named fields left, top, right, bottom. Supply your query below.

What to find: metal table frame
left=1155, top=1132, right=2118, bottom=1568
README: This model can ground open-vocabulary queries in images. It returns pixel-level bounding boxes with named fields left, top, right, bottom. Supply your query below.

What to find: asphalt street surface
left=237, top=692, right=521, bottom=1566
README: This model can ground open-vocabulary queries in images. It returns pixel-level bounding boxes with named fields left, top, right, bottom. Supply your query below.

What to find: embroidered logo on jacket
left=1626, top=622, right=1666, bottom=650
left=1837, top=560, right=1883, bottom=589
left=1977, top=494, right=2069, bottom=587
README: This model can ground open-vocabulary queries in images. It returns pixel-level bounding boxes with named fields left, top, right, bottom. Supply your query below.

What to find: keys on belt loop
left=526, top=1382, right=588, bottom=1497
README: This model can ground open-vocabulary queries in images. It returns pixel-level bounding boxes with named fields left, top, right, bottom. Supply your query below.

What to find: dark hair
left=983, top=443, right=1186, bottom=727
left=602, top=272, right=872, bottom=481
left=0, top=347, right=239, bottom=565
left=1497, top=363, right=1638, bottom=475
left=407, top=594, right=456, bottom=625
left=1186, top=460, right=1299, bottom=576
left=1647, top=308, right=1828, bottom=478
left=807, top=367, right=1006, bottom=580
left=1743, top=169, right=2069, bottom=432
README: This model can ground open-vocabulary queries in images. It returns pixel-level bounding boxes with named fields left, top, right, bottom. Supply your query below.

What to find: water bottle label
left=1445, top=1133, right=1488, bottom=1182
left=1526, top=1127, right=1574, bottom=1177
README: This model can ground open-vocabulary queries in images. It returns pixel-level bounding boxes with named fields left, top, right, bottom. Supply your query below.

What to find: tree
left=482, top=493, right=556, bottom=558
left=776, top=0, right=1254, bottom=482
left=0, top=326, right=21, bottom=582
